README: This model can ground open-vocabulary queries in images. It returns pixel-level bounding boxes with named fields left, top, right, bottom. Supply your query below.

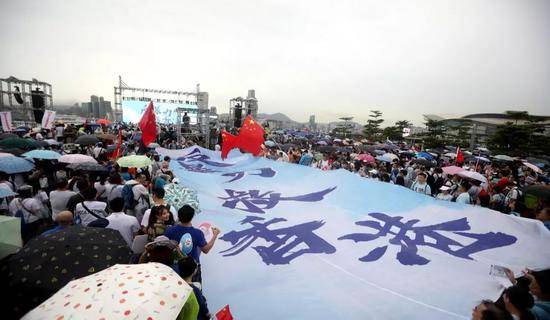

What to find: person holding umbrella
left=8, top=186, right=46, bottom=243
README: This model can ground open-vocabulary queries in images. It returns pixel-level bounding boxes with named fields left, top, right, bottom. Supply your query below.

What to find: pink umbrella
left=442, top=165, right=465, bottom=175
left=59, top=154, right=98, bottom=164
left=356, top=154, right=375, bottom=163
left=457, top=170, right=488, bottom=183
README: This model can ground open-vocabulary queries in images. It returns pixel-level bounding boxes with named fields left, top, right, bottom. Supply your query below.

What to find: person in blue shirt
left=178, top=256, right=211, bottom=320
left=41, top=210, right=73, bottom=236
left=164, top=205, right=220, bottom=283
left=535, top=204, right=550, bottom=232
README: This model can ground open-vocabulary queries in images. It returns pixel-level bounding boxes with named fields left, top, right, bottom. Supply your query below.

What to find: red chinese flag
left=221, top=115, right=265, bottom=160
left=456, top=146, right=464, bottom=165
left=139, top=101, right=157, bottom=147
left=111, top=130, right=123, bottom=160
left=215, top=305, right=234, bottom=320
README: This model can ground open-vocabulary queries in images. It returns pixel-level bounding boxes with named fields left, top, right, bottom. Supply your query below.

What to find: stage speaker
left=234, top=104, right=242, bottom=128
left=31, top=88, right=45, bottom=123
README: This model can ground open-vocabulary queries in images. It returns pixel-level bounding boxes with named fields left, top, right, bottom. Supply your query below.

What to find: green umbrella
left=0, top=138, right=38, bottom=150
left=117, top=155, right=152, bottom=168
left=164, top=183, right=201, bottom=213
left=314, top=153, right=324, bottom=161
left=0, top=215, right=22, bottom=260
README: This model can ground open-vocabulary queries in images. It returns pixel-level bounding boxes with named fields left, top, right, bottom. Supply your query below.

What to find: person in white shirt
left=105, top=174, right=125, bottom=202
left=410, top=172, right=432, bottom=196
left=141, top=187, right=178, bottom=228
left=94, top=175, right=108, bottom=202
left=50, top=179, right=77, bottom=220
left=125, top=174, right=150, bottom=222
left=74, top=187, right=107, bottom=226
left=436, top=184, right=453, bottom=201
left=93, top=143, right=105, bottom=159
left=0, top=172, right=15, bottom=214
left=455, top=181, right=472, bottom=205
left=9, top=186, right=45, bottom=243
left=106, top=198, right=140, bottom=246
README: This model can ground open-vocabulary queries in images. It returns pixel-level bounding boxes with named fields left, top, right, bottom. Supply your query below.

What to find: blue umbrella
left=264, top=140, right=276, bottom=148
left=0, top=157, right=34, bottom=174
left=22, top=150, right=61, bottom=160
left=0, top=188, right=17, bottom=198
left=315, top=141, right=328, bottom=146
left=417, top=152, right=434, bottom=160
left=376, top=155, right=394, bottom=163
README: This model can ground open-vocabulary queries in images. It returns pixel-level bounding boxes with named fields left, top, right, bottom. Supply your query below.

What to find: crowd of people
left=0, top=122, right=549, bottom=319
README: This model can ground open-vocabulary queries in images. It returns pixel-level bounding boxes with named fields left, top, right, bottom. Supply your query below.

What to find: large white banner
left=0, top=111, right=13, bottom=132
left=41, top=110, right=56, bottom=129
left=160, top=146, right=550, bottom=319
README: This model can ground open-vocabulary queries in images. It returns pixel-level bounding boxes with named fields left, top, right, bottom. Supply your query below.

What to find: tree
left=505, top=111, right=530, bottom=125
left=447, top=121, right=472, bottom=148
left=363, top=110, right=384, bottom=141
left=423, top=117, right=446, bottom=148
left=395, top=120, right=412, bottom=132
left=382, top=126, right=402, bottom=141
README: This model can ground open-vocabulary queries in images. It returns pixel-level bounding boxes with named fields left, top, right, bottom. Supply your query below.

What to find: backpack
left=122, top=183, right=139, bottom=209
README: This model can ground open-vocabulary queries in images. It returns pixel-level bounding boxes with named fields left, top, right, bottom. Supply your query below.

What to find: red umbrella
left=96, top=119, right=112, bottom=125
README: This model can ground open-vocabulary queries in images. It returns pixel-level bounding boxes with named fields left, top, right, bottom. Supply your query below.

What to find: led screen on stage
left=122, top=100, right=198, bottom=124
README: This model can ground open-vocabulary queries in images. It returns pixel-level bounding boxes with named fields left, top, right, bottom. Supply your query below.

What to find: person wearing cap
left=42, top=210, right=73, bottom=236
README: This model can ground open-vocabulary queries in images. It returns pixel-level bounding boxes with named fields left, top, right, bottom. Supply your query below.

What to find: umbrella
left=457, top=171, right=488, bottom=183
left=95, top=118, right=112, bottom=125
left=164, top=183, right=201, bottom=212
left=316, top=145, right=336, bottom=153
left=356, top=154, right=375, bottom=163
left=0, top=137, right=38, bottom=150
left=0, top=148, right=26, bottom=156
left=416, top=152, right=434, bottom=160
left=59, top=154, right=97, bottom=164
left=75, top=135, right=100, bottom=146
left=444, top=152, right=457, bottom=158
left=381, top=153, right=398, bottom=161
left=523, top=185, right=550, bottom=201
left=333, top=138, right=342, bottom=142
left=281, top=144, right=296, bottom=152
left=2, top=226, right=132, bottom=318
left=117, top=155, right=152, bottom=168
left=44, top=139, right=59, bottom=146
left=96, top=133, right=116, bottom=141
left=0, top=133, right=17, bottom=140
left=442, top=165, right=465, bottom=175
left=373, top=149, right=385, bottom=155
left=22, top=150, right=61, bottom=160
left=413, top=158, right=436, bottom=168
left=474, top=156, right=491, bottom=163
left=148, top=142, right=160, bottom=148
left=0, top=215, right=22, bottom=260
left=522, top=162, right=542, bottom=173
left=264, top=140, right=276, bottom=148
left=0, top=152, right=15, bottom=158
left=376, top=155, right=394, bottom=163
left=33, top=140, right=49, bottom=148
left=21, top=263, right=193, bottom=320
left=494, top=155, right=515, bottom=162
left=0, top=157, right=35, bottom=174
left=315, top=141, right=328, bottom=146
left=67, top=162, right=108, bottom=173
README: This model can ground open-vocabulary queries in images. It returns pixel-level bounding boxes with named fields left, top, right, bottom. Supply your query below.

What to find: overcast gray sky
left=1, top=0, right=549, bottom=126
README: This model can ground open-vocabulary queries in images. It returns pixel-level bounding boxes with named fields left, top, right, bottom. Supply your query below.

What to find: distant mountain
left=257, top=112, right=298, bottom=123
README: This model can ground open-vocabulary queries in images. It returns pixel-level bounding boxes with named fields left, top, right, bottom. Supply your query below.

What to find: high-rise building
left=309, top=115, right=316, bottom=130
left=83, top=95, right=112, bottom=119
left=197, top=92, right=209, bottom=111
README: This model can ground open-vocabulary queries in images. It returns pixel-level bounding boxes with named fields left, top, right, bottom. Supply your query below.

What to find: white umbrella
left=494, top=155, right=515, bottom=162
left=443, top=152, right=457, bottom=158
left=523, top=162, right=542, bottom=173
left=474, top=156, right=490, bottom=163
left=457, top=170, right=488, bottom=183
left=22, top=263, right=193, bottom=320
left=59, top=154, right=97, bottom=164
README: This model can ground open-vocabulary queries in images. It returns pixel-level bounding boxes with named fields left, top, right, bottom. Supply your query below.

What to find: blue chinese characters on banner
left=339, top=212, right=518, bottom=266
left=220, top=216, right=336, bottom=265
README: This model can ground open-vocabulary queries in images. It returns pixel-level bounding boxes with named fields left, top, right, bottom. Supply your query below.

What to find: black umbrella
left=33, top=140, right=49, bottom=148
left=0, top=133, right=18, bottom=140
left=1, top=226, right=131, bottom=318
left=523, top=185, right=550, bottom=201
left=0, top=148, right=26, bottom=156
left=67, top=162, right=108, bottom=173
left=413, top=158, right=436, bottom=168
left=280, top=143, right=296, bottom=152
left=75, top=134, right=100, bottom=146
left=316, top=145, right=337, bottom=153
